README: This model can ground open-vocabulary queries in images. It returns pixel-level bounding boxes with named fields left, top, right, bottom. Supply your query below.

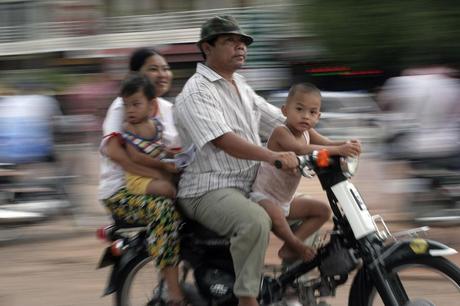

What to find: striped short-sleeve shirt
left=174, top=63, right=285, bottom=198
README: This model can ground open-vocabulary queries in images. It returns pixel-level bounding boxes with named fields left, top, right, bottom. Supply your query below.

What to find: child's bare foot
left=299, top=245, right=316, bottom=261
left=278, top=241, right=316, bottom=261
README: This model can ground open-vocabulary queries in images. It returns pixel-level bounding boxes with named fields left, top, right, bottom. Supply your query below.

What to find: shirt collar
left=196, top=63, right=223, bottom=82
left=196, top=62, right=244, bottom=83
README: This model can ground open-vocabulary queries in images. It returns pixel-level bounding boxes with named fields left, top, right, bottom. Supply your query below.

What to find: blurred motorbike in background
left=379, top=69, right=460, bottom=226
left=404, top=156, right=460, bottom=226
left=0, top=94, right=88, bottom=240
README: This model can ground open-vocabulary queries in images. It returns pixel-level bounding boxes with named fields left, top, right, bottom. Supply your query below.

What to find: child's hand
left=162, top=162, right=180, bottom=173
left=165, top=147, right=182, bottom=157
left=338, top=140, right=361, bottom=157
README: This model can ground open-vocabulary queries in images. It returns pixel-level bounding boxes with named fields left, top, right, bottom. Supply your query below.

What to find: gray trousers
left=178, top=188, right=271, bottom=297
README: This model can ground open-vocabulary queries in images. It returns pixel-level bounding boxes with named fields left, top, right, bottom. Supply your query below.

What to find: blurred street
left=1, top=148, right=459, bottom=306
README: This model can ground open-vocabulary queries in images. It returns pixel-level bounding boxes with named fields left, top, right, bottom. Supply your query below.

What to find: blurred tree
left=302, top=1, right=460, bottom=72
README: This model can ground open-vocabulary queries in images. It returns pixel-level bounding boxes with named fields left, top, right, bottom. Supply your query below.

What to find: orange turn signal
left=316, top=149, right=330, bottom=168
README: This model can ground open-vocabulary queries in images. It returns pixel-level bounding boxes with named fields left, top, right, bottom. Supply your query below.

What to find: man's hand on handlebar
left=270, top=151, right=298, bottom=172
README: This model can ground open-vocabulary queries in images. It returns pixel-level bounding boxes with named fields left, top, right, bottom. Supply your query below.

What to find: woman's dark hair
left=129, top=48, right=162, bottom=72
left=120, top=73, right=156, bottom=101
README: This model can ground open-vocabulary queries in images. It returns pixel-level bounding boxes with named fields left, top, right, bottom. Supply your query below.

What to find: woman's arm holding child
left=125, top=144, right=178, bottom=173
left=105, top=137, right=165, bottom=178
left=123, top=122, right=178, bottom=173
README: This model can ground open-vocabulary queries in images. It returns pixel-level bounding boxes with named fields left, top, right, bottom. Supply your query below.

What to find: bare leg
left=238, top=296, right=259, bottom=306
left=161, top=266, right=185, bottom=303
left=258, top=199, right=315, bottom=261
left=279, top=196, right=331, bottom=259
left=146, top=179, right=177, bottom=199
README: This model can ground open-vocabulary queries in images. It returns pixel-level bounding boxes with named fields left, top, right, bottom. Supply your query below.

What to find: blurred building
left=0, top=0, right=305, bottom=88
left=0, top=0, right=385, bottom=109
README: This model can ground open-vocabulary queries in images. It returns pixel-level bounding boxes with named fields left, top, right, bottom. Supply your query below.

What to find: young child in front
left=251, top=83, right=361, bottom=261
left=120, top=74, right=178, bottom=199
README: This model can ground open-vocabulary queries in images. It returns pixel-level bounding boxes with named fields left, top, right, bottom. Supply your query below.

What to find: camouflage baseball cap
left=198, top=15, right=253, bottom=46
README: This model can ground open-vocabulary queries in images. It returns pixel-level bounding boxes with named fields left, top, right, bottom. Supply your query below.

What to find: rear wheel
left=116, top=253, right=164, bottom=306
left=116, top=254, right=206, bottom=306
left=349, top=256, right=460, bottom=305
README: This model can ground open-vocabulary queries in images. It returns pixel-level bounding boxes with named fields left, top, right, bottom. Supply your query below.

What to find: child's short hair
left=287, top=83, right=321, bottom=102
left=120, top=73, right=156, bottom=101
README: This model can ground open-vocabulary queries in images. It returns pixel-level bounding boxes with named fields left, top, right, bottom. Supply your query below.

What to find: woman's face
left=139, top=54, right=173, bottom=97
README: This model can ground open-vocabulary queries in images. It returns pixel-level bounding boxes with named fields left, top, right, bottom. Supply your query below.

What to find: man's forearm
left=212, top=132, right=272, bottom=162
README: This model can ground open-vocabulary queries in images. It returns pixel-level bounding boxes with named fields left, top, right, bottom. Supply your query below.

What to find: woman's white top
left=98, top=97, right=181, bottom=200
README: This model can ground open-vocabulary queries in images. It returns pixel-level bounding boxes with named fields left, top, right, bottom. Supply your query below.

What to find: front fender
left=377, top=238, right=457, bottom=268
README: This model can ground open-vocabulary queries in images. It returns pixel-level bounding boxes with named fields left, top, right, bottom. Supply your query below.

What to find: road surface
left=1, top=151, right=459, bottom=306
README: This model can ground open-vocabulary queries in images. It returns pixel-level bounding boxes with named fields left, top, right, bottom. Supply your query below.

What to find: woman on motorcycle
left=99, top=48, right=188, bottom=306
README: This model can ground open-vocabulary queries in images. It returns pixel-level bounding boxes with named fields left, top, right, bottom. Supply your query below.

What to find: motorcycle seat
left=180, top=218, right=227, bottom=240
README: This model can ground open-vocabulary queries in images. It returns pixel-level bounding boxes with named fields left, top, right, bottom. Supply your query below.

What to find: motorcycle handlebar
left=274, top=160, right=283, bottom=169
left=274, top=156, right=304, bottom=170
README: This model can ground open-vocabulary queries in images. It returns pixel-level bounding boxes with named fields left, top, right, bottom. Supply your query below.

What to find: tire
left=349, top=256, right=460, bottom=306
left=116, top=254, right=206, bottom=306
left=116, top=253, right=165, bottom=306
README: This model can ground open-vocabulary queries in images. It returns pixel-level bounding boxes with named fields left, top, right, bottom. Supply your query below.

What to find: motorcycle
left=406, top=156, right=460, bottom=226
left=97, top=150, right=460, bottom=306
left=0, top=160, right=77, bottom=240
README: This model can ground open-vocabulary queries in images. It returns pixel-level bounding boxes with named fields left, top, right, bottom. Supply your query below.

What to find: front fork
left=359, top=235, right=407, bottom=306
left=368, top=261, right=407, bottom=306
left=366, top=227, right=457, bottom=306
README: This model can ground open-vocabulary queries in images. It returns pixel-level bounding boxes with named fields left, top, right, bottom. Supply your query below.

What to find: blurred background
left=1, top=1, right=460, bottom=305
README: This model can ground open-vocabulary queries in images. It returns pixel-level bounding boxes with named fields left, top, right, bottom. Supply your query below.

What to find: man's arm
left=176, top=88, right=297, bottom=169
left=212, top=132, right=298, bottom=170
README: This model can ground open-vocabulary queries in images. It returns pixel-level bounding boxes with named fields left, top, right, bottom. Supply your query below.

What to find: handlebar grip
left=274, top=160, right=282, bottom=169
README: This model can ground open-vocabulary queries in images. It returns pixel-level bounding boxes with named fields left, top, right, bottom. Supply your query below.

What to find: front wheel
left=349, top=256, right=460, bottom=306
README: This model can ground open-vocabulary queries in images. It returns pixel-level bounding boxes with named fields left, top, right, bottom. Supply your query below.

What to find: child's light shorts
left=125, top=173, right=152, bottom=195
left=249, top=191, right=291, bottom=216
left=249, top=191, right=313, bottom=217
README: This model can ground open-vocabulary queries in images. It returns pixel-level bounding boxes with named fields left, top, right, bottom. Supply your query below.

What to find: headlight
left=340, top=156, right=359, bottom=177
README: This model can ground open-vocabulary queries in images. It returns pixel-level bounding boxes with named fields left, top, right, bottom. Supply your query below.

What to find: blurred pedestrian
left=379, top=66, right=460, bottom=160
left=0, top=93, right=61, bottom=164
